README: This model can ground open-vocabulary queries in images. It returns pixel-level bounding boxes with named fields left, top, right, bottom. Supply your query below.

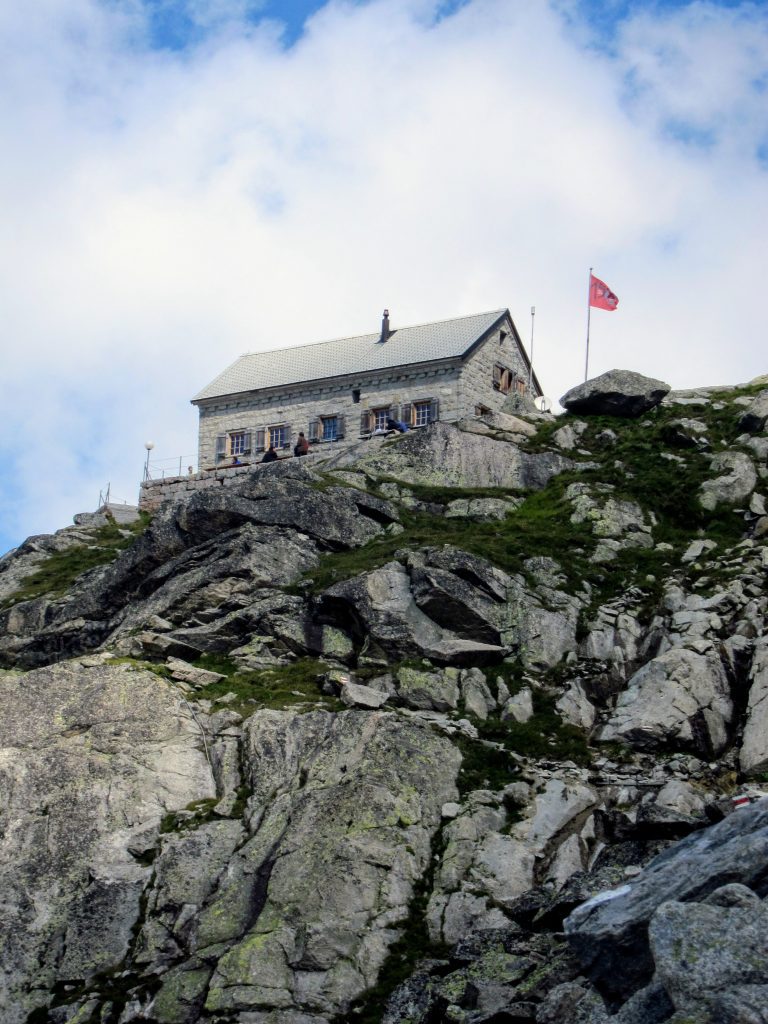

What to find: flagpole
left=585, top=266, right=593, bottom=382
left=528, top=305, right=536, bottom=393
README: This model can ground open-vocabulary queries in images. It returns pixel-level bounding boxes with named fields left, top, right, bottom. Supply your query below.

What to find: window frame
left=267, top=423, right=289, bottom=450
left=412, top=400, right=431, bottom=427
left=373, top=407, right=390, bottom=432
left=229, top=431, right=249, bottom=457
left=322, top=415, right=339, bottom=441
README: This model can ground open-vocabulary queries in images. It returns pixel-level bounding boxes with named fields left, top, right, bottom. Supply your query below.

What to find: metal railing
left=143, top=454, right=199, bottom=482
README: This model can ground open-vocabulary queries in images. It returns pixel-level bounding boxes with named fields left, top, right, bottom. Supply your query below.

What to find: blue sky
left=139, top=0, right=754, bottom=50
left=0, top=0, right=767, bottom=556
left=142, top=0, right=474, bottom=48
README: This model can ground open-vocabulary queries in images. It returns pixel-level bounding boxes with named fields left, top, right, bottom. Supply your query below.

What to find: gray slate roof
left=192, top=309, right=508, bottom=402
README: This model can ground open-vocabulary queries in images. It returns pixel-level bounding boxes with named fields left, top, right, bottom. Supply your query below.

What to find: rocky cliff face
left=1, top=372, right=768, bottom=1024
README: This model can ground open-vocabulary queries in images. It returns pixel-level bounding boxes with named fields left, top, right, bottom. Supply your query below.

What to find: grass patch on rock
left=302, top=482, right=598, bottom=594
left=191, top=654, right=335, bottom=715
left=1, top=514, right=151, bottom=609
left=111, top=657, right=173, bottom=679
left=160, top=797, right=219, bottom=835
left=455, top=735, right=521, bottom=794
left=456, top=684, right=590, bottom=793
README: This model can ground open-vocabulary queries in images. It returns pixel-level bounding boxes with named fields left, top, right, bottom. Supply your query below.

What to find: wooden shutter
left=243, top=431, right=252, bottom=455
left=215, top=435, right=227, bottom=462
left=336, top=414, right=345, bottom=440
left=360, top=410, right=373, bottom=434
left=309, top=419, right=320, bottom=442
left=428, top=398, right=439, bottom=423
left=255, top=428, right=266, bottom=452
left=401, top=402, right=413, bottom=426
left=492, top=364, right=502, bottom=390
left=283, top=425, right=292, bottom=449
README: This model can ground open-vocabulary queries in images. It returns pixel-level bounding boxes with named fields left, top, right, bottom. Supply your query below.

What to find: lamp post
left=144, top=441, right=155, bottom=481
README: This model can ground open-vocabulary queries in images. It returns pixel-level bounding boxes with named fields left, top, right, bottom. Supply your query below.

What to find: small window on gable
left=352, top=389, right=361, bottom=404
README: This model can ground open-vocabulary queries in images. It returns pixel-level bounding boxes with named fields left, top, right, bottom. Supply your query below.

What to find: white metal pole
left=585, top=267, right=593, bottom=382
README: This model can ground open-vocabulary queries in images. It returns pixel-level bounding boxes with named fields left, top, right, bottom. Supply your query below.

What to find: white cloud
left=1, top=0, right=766, bottom=553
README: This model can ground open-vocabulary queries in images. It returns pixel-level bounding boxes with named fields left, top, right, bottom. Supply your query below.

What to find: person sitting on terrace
left=261, top=445, right=279, bottom=463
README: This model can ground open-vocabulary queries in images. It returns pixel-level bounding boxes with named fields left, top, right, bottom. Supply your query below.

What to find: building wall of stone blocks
left=456, top=319, right=538, bottom=420
left=195, top=364, right=463, bottom=468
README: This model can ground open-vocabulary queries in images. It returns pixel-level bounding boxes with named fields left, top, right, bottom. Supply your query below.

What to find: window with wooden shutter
left=493, top=364, right=513, bottom=393
left=215, top=435, right=227, bottom=462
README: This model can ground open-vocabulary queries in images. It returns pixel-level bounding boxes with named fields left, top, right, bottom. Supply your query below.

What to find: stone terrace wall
left=140, top=463, right=260, bottom=512
left=139, top=442, right=361, bottom=512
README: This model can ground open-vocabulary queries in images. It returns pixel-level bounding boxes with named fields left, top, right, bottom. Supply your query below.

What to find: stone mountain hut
left=192, top=308, right=542, bottom=467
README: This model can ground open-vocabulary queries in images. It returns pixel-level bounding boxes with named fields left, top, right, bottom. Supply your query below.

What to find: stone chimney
left=379, top=309, right=390, bottom=343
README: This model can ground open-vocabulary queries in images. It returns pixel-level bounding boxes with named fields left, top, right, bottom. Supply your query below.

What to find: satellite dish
left=535, top=396, right=552, bottom=413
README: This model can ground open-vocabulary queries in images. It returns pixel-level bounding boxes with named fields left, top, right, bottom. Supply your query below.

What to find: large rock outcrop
left=564, top=801, right=768, bottom=1006
left=737, top=388, right=768, bottom=432
left=0, top=659, right=216, bottom=1024
left=0, top=371, right=767, bottom=1023
left=194, top=710, right=460, bottom=1019
left=328, top=421, right=573, bottom=490
left=319, top=559, right=507, bottom=665
left=0, top=464, right=398, bottom=670
left=598, top=647, right=734, bottom=757
left=561, top=370, right=671, bottom=417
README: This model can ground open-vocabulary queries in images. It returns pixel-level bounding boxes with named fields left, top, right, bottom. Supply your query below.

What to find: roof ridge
left=234, top=308, right=508, bottom=360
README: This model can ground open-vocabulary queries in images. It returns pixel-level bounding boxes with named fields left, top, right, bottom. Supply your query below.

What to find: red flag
left=589, top=274, right=619, bottom=311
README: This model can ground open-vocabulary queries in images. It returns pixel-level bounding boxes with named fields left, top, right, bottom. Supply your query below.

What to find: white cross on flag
left=589, top=274, right=619, bottom=311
